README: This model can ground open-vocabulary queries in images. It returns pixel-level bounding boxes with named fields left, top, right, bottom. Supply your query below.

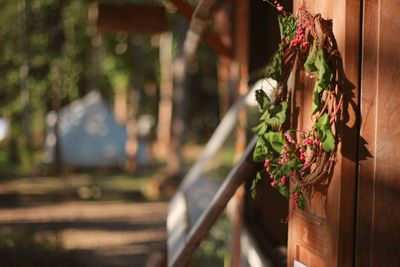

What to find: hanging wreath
left=251, top=2, right=345, bottom=210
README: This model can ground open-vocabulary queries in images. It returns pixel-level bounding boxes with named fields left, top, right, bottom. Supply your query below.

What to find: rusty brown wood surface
left=287, top=1, right=361, bottom=266
left=356, top=0, right=400, bottom=266
left=231, top=2, right=249, bottom=266
left=97, top=4, right=167, bottom=34
left=178, top=0, right=232, bottom=61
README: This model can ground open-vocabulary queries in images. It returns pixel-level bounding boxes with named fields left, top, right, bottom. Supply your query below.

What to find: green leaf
left=297, top=194, right=306, bottom=210
left=311, top=48, right=333, bottom=114
left=315, top=48, right=333, bottom=93
left=251, top=172, right=262, bottom=199
left=281, top=158, right=302, bottom=176
left=255, top=89, right=271, bottom=111
left=262, top=101, right=288, bottom=128
left=278, top=184, right=289, bottom=199
left=315, top=113, right=335, bottom=152
left=293, top=185, right=302, bottom=194
left=265, top=15, right=297, bottom=83
left=304, top=41, right=318, bottom=73
left=252, top=122, right=268, bottom=135
left=312, top=89, right=321, bottom=115
left=253, top=137, right=269, bottom=162
left=265, top=132, right=284, bottom=153
left=278, top=15, right=298, bottom=41
left=265, top=46, right=283, bottom=82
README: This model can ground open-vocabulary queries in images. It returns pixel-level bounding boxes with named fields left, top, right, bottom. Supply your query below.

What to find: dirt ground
left=0, top=201, right=168, bottom=267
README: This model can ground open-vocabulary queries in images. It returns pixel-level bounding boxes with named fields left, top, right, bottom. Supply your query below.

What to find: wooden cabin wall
left=287, top=1, right=361, bottom=267
left=356, top=0, right=400, bottom=266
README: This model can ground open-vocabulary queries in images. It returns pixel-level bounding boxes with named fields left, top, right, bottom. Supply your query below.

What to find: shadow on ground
left=0, top=201, right=167, bottom=267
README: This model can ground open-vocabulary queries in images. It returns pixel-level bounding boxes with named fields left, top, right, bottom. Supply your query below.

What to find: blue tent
left=44, top=91, right=126, bottom=167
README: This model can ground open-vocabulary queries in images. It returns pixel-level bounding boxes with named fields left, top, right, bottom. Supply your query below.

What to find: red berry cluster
left=284, top=132, right=296, bottom=145
left=264, top=159, right=287, bottom=187
left=290, top=4, right=310, bottom=48
left=291, top=192, right=299, bottom=209
left=262, top=0, right=284, bottom=12
left=274, top=0, right=284, bottom=11
left=279, top=144, right=288, bottom=165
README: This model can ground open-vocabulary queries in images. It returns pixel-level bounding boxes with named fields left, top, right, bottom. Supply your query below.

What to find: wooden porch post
left=228, top=1, right=249, bottom=267
left=287, top=1, right=361, bottom=266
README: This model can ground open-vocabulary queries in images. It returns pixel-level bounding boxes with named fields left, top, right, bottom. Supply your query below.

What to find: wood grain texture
left=97, top=4, right=167, bottom=34
left=181, top=0, right=232, bottom=61
left=288, top=1, right=361, bottom=266
left=357, top=0, right=400, bottom=266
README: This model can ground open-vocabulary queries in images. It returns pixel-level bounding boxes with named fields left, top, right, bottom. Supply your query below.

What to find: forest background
left=0, top=0, right=220, bottom=176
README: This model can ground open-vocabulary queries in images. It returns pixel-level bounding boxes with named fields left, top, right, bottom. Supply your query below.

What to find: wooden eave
left=97, top=4, right=168, bottom=34
left=171, top=0, right=232, bottom=61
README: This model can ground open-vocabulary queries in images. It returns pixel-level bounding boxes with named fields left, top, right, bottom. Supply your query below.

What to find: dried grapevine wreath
left=251, top=2, right=345, bottom=210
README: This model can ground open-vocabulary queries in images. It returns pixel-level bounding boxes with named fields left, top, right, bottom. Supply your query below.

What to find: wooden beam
left=169, top=0, right=232, bottom=61
left=169, top=138, right=257, bottom=267
left=97, top=4, right=167, bottom=34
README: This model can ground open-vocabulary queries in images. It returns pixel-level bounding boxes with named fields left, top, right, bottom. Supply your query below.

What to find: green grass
left=0, top=174, right=140, bottom=193
left=0, top=168, right=162, bottom=204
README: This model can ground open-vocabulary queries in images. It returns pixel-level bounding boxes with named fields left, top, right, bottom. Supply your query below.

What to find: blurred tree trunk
left=87, top=3, right=101, bottom=92
left=50, top=59, right=62, bottom=169
left=167, top=17, right=188, bottom=174
left=125, top=36, right=146, bottom=173
left=155, top=32, right=173, bottom=161
left=214, top=5, right=233, bottom=119
left=114, top=89, right=127, bottom=124
left=19, top=0, right=32, bottom=156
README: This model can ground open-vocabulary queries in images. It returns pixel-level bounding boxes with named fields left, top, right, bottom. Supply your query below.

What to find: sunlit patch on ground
left=0, top=201, right=167, bottom=267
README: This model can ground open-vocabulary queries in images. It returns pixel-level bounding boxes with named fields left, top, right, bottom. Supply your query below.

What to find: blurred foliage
left=0, top=229, right=80, bottom=267
left=194, top=215, right=231, bottom=266
left=0, top=0, right=219, bottom=175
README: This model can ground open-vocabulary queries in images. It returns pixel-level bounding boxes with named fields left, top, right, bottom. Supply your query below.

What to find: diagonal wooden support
left=168, top=0, right=232, bottom=61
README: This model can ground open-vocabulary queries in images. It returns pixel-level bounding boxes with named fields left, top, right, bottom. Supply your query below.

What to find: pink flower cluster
left=305, top=72, right=316, bottom=79
left=271, top=177, right=287, bottom=187
left=303, top=136, right=321, bottom=147
left=274, top=0, right=284, bottom=11
left=262, top=0, right=284, bottom=12
left=279, top=145, right=288, bottom=165
left=264, top=159, right=273, bottom=178
left=290, top=24, right=309, bottom=48
left=291, top=192, right=299, bottom=209
left=299, top=148, right=306, bottom=162
left=284, top=132, right=296, bottom=145
left=304, top=137, right=314, bottom=145
left=290, top=4, right=310, bottom=48
left=264, top=159, right=287, bottom=187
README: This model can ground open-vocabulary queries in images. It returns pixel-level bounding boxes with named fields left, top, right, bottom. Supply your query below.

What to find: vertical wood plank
left=230, top=1, right=249, bottom=267
left=288, top=0, right=361, bottom=266
left=357, top=0, right=400, bottom=266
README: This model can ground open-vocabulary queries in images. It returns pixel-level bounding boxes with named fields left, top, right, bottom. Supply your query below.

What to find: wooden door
left=356, top=0, right=400, bottom=266
left=287, top=1, right=361, bottom=266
